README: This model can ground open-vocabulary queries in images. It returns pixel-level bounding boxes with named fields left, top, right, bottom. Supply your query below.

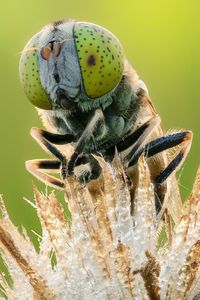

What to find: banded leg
left=123, top=115, right=161, bottom=166
left=27, top=108, right=104, bottom=186
left=26, top=128, right=76, bottom=188
left=127, top=130, right=192, bottom=184
left=26, top=159, right=64, bottom=189
left=103, top=115, right=161, bottom=159
left=26, top=154, right=100, bottom=189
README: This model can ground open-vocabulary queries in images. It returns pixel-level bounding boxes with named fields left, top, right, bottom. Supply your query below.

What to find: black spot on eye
left=112, top=54, right=115, bottom=60
left=87, top=55, right=96, bottom=66
left=85, top=50, right=88, bottom=53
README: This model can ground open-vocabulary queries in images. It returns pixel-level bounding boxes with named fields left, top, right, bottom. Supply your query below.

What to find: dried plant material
left=0, top=158, right=200, bottom=299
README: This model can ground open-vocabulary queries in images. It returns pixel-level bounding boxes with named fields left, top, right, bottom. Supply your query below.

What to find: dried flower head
left=0, top=156, right=199, bottom=299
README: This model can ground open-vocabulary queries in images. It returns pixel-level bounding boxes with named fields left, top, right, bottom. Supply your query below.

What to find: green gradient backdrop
left=0, top=0, right=199, bottom=242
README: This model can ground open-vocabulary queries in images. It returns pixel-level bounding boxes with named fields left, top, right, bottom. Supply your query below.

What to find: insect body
left=19, top=19, right=192, bottom=217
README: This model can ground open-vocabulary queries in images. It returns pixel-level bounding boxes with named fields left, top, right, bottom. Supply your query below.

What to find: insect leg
left=31, top=129, right=75, bottom=145
left=26, top=159, right=64, bottom=189
left=153, top=131, right=192, bottom=185
left=29, top=127, right=75, bottom=180
left=67, top=108, right=104, bottom=175
left=123, top=115, right=161, bottom=166
left=128, top=130, right=192, bottom=184
left=103, top=115, right=160, bottom=159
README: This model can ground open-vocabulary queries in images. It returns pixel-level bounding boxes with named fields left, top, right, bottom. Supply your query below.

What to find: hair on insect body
left=19, top=19, right=192, bottom=219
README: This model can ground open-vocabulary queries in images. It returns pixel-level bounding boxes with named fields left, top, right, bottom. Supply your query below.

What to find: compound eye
left=19, top=34, right=52, bottom=110
left=73, top=22, right=124, bottom=99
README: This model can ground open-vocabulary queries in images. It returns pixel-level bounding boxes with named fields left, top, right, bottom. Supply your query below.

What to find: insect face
left=19, top=21, right=124, bottom=112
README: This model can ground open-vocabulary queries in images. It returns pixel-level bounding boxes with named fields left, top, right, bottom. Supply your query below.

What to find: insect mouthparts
left=56, top=88, right=77, bottom=111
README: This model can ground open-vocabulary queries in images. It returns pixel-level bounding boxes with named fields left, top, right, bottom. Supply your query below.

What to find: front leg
left=67, top=108, right=104, bottom=175
left=26, top=128, right=76, bottom=187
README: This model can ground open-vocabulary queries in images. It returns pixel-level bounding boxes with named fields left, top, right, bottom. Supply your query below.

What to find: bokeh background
left=0, top=0, right=199, bottom=244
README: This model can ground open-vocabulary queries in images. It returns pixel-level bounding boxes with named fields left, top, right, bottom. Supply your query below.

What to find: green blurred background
left=0, top=0, right=199, bottom=243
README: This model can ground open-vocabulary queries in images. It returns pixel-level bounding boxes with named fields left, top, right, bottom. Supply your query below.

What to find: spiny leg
left=26, top=159, right=64, bottom=189
left=67, top=108, right=104, bottom=176
left=127, top=130, right=192, bottom=184
left=123, top=115, right=161, bottom=166
left=154, top=132, right=192, bottom=185
left=103, top=115, right=161, bottom=159
left=28, top=109, right=104, bottom=185
left=33, top=129, right=76, bottom=145
left=26, top=155, right=98, bottom=189
left=27, top=128, right=76, bottom=186
left=102, top=116, right=160, bottom=161
left=118, top=116, right=160, bottom=152
left=129, top=130, right=192, bottom=212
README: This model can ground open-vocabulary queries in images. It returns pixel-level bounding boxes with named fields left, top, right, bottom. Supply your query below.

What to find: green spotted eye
left=73, top=22, right=124, bottom=98
left=19, top=34, right=52, bottom=110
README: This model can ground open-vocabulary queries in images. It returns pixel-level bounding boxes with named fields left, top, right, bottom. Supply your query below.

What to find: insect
left=19, top=19, right=192, bottom=215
